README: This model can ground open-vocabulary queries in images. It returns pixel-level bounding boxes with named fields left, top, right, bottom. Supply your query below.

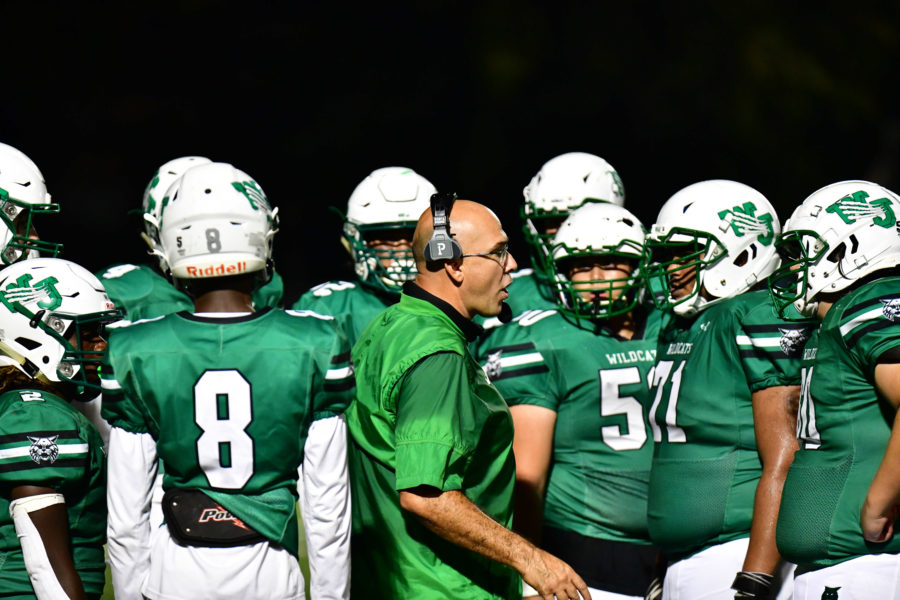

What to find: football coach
left=344, top=193, right=590, bottom=600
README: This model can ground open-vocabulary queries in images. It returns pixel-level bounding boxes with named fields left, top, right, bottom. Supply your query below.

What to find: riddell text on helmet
left=185, top=262, right=248, bottom=277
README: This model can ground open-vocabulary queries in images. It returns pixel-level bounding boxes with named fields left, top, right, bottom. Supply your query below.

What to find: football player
left=771, top=181, right=900, bottom=598
left=644, top=180, right=815, bottom=599
left=96, top=155, right=284, bottom=323
left=0, top=258, right=119, bottom=599
left=0, top=142, right=61, bottom=266
left=480, top=202, right=663, bottom=599
left=102, top=163, right=353, bottom=600
left=494, top=152, right=625, bottom=321
left=292, top=166, right=435, bottom=345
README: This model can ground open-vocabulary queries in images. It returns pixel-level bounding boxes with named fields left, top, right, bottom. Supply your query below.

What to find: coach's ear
left=443, top=259, right=464, bottom=285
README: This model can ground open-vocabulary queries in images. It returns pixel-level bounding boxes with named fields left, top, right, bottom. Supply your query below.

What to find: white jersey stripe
left=497, top=352, right=544, bottom=368
left=0, top=443, right=90, bottom=460
left=839, top=307, right=883, bottom=337
left=734, top=335, right=783, bottom=348
left=326, top=366, right=353, bottom=380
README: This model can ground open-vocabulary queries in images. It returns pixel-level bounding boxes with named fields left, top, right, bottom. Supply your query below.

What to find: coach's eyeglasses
left=461, top=243, right=510, bottom=266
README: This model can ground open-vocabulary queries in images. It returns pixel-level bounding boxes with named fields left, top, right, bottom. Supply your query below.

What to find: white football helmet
left=0, top=258, right=118, bottom=393
left=157, top=163, right=277, bottom=288
left=0, top=142, right=61, bottom=265
left=769, top=180, right=900, bottom=317
left=342, top=167, right=435, bottom=293
left=550, top=202, right=646, bottom=321
left=522, top=152, right=625, bottom=281
left=646, top=180, right=781, bottom=316
left=141, top=156, right=213, bottom=250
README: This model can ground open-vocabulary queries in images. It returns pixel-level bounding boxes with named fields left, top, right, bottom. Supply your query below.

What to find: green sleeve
left=100, top=329, right=152, bottom=434
left=312, top=320, right=356, bottom=420
left=737, top=301, right=813, bottom=391
left=394, top=352, right=476, bottom=492
left=0, top=396, right=91, bottom=492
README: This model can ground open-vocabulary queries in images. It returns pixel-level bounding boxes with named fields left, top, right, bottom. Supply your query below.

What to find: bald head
left=410, top=199, right=516, bottom=319
left=412, top=200, right=502, bottom=272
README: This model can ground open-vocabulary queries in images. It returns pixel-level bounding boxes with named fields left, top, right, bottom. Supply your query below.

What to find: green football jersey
left=647, top=290, right=815, bottom=559
left=777, top=276, right=900, bottom=568
left=0, top=389, right=106, bottom=598
left=347, top=289, right=518, bottom=600
left=96, top=263, right=284, bottom=322
left=479, top=306, right=664, bottom=544
left=101, top=308, right=354, bottom=557
left=292, top=280, right=396, bottom=347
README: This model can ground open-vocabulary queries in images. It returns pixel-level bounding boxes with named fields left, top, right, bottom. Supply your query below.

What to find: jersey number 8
left=194, top=369, right=255, bottom=489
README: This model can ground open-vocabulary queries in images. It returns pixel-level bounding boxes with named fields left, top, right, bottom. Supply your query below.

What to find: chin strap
left=10, top=493, right=72, bottom=600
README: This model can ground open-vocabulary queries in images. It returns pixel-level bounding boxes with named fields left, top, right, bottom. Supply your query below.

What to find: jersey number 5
left=599, top=367, right=648, bottom=450
left=194, top=369, right=254, bottom=489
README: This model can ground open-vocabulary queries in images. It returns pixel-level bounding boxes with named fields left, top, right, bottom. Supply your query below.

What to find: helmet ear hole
left=827, top=243, right=846, bottom=264
left=733, top=249, right=749, bottom=267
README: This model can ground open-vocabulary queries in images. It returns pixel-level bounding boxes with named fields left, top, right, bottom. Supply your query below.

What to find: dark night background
left=4, top=2, right=899, bottom=304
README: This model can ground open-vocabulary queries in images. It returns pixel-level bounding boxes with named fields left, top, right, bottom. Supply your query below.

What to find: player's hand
left=521, top=547, right=591, bottom=600
left=861, top=498, right=899, bottom=543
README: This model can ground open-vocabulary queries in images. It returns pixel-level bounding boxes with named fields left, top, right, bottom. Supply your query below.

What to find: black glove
left=732, top=571, right=774, bottom=599
left=644, top=576, right=663, bottom=600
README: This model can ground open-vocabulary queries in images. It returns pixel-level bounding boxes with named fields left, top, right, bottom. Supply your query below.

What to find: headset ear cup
left=425, top=192, right=462, bottom=267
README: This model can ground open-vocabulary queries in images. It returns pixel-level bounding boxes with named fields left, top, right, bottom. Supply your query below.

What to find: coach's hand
left=861, top=497, right=899, bottom=543
left=521, top=546, right=591, bottom=600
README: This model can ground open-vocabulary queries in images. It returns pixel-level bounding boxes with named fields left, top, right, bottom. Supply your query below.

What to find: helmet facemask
left=768, top=229, right=827, bottom=318
left=342, top=221, right=417, bottom=294
left=0, top=190, right=61, bottom=265
left=645, top=229, right=724, bottom=315
left=552, top=247, right=643, bottom=323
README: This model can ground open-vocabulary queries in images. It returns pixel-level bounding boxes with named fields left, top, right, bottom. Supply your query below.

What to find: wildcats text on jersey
left=606, top=349, right=657, bottom=365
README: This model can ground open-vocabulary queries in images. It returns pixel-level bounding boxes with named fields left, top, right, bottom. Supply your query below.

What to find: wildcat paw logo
left=779, top=327, right=810, bottom=357
left=1, top=274, right=62, bottom=312
left=232, top=180, right=270, bottom=211
left=826, top=190, right=896, bottom=228
left=717, top=202, right=775, bottom=246
left=27, top=435, right=59, bottom=464
left=484, top=350, right=503, bottom=381
left=881, top=298, right=900, bottom=322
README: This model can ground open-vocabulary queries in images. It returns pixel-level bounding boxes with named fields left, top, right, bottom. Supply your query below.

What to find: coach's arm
left=399, top=486, right=590, bottom=600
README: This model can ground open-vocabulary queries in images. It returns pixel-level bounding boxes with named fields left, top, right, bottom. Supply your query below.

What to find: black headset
left=424, top=192, right=462, bottom=266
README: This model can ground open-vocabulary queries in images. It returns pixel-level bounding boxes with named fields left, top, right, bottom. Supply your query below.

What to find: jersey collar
left=402, top=282, right=484, bottom=342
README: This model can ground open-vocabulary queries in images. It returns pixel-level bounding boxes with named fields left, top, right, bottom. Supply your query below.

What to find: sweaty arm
left=741, top=385, right=800, bottom=583
left=106, top=427, right=158, bottom=600
left=301, top=414, right=351, bottom=600
left=9, top=486, right=84, bottom=600
left=399, top=488, right=590, bottom=600
left=861, top=362, right=900, bottom=542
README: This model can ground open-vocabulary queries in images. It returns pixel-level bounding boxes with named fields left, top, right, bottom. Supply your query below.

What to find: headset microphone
left=424, top=192, right=463, bottom=266
left=498, top=302, right=512, bottom=324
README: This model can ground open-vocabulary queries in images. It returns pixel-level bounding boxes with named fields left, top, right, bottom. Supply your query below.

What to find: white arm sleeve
left=9, top=493, right=71, bottom=600
left=106, top=427, right=158, bottom=600
left=301, top=414, right=351, bottom=600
